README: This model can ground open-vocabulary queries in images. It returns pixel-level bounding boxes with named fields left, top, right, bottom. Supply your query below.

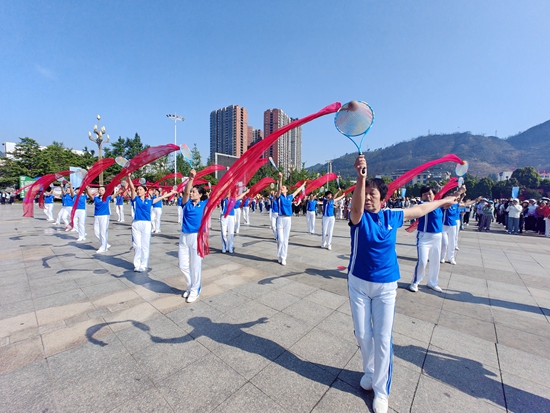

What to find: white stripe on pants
left=306, top=210, right=316, bottom=233
left=220, top=215, right=234, bottom=252
left=440, top=225, right=457, bottom=262
left=132, top=220, right=151, bottom=269
left=412, top=231, right=442, bottom=287
left=94, top=215, right=110, bottom=250
left=74, top=209, right=87, bottom=239
left=276, top=215, right=291, bottom=261
left=348, top=273, right=396, bottom=399
left=321, top=215, right=335, bottom=247
left=178, top=232, right=202, bottom=294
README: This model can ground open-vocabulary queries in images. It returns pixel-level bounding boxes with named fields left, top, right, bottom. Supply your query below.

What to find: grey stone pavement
left=1, top=204, right=550, bottom=413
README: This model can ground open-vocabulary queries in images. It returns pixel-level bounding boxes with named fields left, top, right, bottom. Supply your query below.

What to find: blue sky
left=1, top=0, right=549, bottom=168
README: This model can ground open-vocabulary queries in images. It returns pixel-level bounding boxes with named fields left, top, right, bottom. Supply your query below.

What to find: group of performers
left=28, top=148, right=483, bottom=413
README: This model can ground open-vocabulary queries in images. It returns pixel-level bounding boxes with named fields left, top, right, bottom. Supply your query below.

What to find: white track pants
left=74, top=209, right=87, bottom=239
left=151, top=208, right=162, bottom=232
left=441, top=225, right=457, bottom=262
left=321, top=216, right=335, bottom=248
left=348, top=274, right=396, bottom=400
left=412, top=232, right=442, bottom=287
left=234, top=209, right=242, bottom=233
left=178, top=232, right=202, bottom=294
left=276, top=215, right=291, bottom=261
left=220, top=215, right=235, bottom=253
left=116, top=205, right=125, bottom=222
left=178, top=205, right=183, bottom=224
left=270, top=212, right=278, bottom=239
left=44, top=204, right=54, bottom=221
left=56, top=206, right=71, bottom=226
left=94, top=215, right=110, bottom=251
left=306, top=210, right=316, bottom=233
left=243, top=206, right=250, bottom=225
left=132, top=220, right=151, bottom=269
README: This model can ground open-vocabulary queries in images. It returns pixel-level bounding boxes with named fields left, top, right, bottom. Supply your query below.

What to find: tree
left=511, top=166, right=540, bottom=189
left=471, top=177, right=494, bottom=199
left=190, top=144, right=203, bottom=170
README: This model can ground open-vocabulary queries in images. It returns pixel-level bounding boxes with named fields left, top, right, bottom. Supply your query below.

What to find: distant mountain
left=308, top=120, right=550, bottom=178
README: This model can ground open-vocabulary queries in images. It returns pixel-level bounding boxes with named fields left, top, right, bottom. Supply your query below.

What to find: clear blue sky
left=1, top=0, right=549, bottom=167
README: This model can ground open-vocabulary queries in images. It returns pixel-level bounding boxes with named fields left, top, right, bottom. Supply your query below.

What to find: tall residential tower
left=209, top=105, right=249, bottom=161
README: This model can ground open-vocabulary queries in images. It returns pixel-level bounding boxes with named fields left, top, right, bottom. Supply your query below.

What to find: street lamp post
left=166, top=114, right=184, bottom=185
left=88, top=114, right=110, bottom=186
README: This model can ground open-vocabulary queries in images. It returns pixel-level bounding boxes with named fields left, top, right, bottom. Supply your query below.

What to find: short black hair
left=366, top=178, right=387, bottom=200
left=195, top=185, right=208, bottom=201
left=420, top=185, right=433, bottom=196
left=325, top=191, right=333, bottom=197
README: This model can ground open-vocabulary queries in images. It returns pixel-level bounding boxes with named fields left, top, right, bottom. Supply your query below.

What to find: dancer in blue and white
left=348, top=155, right=456, bottom=413
left=86, top=186, right=112, bottom=253
left=150, top=188, right=164, bottom=233
left=43, top=188, right=55, bottom=222
left=306, top=193, right=318, bottom=234
left=127, top=176, right=175, bottom=271
left=178, top=169, right=208, bottom=303
left=242, top=197, right=250, bottom=225
left=321, top=189, right=344, bottom=250
left=115, top=191, right=125, bottom=222
left=220, top=190, right=249, bottom=253
left=269, top=190, right=279, bottom=239
left=55, top=183, right=75, bottom=230
left=275, top=172, right=306, bottom=266
left=74, top=189, right=88, bottom=242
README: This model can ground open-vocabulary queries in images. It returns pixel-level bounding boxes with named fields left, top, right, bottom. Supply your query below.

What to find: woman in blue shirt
left=86, top=186, right=112, bottom=253
left=275, top=172, right=306, bottom=266
left=178, top=170, right=208, bottom=303
left=348, top=155, right=456, bottom=413
left=127, top=176, right=175, bottom=271
left=43, top=188, right=55, bottom=222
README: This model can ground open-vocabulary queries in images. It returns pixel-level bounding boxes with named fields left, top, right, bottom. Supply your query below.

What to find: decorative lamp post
left=166, top=114, right=184, bottom=184
left=88, top=114, right=110, bottom=185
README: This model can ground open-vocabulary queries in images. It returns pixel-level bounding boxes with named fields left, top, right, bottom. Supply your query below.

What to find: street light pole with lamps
left=88, top=114, right=110, bottom=186
left=166, top=114, right=184, bottom=185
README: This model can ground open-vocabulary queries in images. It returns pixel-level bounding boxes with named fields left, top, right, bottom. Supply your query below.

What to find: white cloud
left=35, top=64, right=56, bottom=79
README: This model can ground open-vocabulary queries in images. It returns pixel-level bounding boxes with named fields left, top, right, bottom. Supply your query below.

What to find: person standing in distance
left=348, top=155, right=456, bottom=413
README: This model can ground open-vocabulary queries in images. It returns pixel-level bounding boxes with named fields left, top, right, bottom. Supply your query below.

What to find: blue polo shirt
left=152, top=195, right=162, bottom=208
left=349, top=209, right=404, bottom=283
left=278, top=195, right=294, bottom=216
left=116, top=195, right=124, bottom=206
left=323, top=199, right=335, bottom=217
left=443, top=203, right=460, bottom=226
left=221, top=198, right=235, bottom=216
left=307, top=199, right=318, bottom=211
left=62, top=193, right=74, bottom=207
left=44, top=195, right=54, bottom=204
left=132, top=197, right=152, bottom=221
left=270, top=196, right=279, bottom=214
left=416, top=202, right=444, bottom=233
left=93, top=196, right=111, bottom=216
left=76, top=195, right=87, bottom=210
left=181, top=199, right=208, bottom=233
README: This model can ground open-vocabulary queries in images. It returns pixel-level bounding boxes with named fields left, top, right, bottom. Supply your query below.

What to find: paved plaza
left=1, top=204, right=549, bottom=412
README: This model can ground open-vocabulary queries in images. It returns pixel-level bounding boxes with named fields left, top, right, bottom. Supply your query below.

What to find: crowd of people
left=15, top=161, right=550, bottom=413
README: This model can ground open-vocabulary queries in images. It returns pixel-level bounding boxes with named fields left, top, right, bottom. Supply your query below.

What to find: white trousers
left=151, top=208, right=162, bottom=232
left=74, top=209, right=87, bottom=239
left=116, top=205, right=124, bottom=222
left=177, top=205, right=183, bottom=224
left=348, top=274, right=396, bottom=399
left=321, top=216, right=335, bottom=247
left=441, top=225, right=457, bottom=262
left=306, top=210, right=316, bottom=233
left=44, top=204, right=54, bottom=221
left=455, top=219, right=460, bottom=246
left=276, top=215, right=291, bottom=261
left=270, top=212, right=278, bottom=239
left=220, top=215, right=235, bottom=252
left=132, top=220, right=151, bottom=269
left=234, top=209, right=242, bottom=233
left=412, top=232, right=442, bottom=287
left=178, top=232, right=202, bottom=294
left=94, top=215, right=110, bottom=251
left=243, top=206, right=250, bottom=224
left=56, top=206, right=71, bottom=226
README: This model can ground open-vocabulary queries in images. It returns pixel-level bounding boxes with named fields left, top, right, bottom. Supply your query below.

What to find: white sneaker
left=373, top=396, right=388, bottom=413
left=182, top=290, right=190, bottom=298
left=281, top=259, right=286, bottom=266
left=277, top=257, right=281, bottom=263
left=360, top=375, right=372, bottom=391
left=107, top=244, right=111, bottom=249
left=428, top=284, right=443, bottom=293
left=409, top=283, right=418, bottom=292
left=96, top=248, right=106, bottom=253
left=455, top=246, right=460, bottom=251
left=327, top=245, right=332, bottom=250
left=187, top=290, right=199, bottom=303
left=450, top=259, right=457, bottom=265
left=440, top=259, right=446, bottom=263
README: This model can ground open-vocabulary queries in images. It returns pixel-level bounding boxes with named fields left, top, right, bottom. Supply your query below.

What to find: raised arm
left=290, top=182, right=306, bottom=198
left=127, top=175, right=136, bottom=199
left=403, top=196, right=459, bottom=221
left=181, top=169, right=196, bottom=205
left=350, top=155, right=367, bottom=225
left=276, top=172, right=283, bottom=198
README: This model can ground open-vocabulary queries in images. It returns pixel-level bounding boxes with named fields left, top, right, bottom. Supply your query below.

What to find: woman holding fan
left=348, top=154, right=457, bottom=413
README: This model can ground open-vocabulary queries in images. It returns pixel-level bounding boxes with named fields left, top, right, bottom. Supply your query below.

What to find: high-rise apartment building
left=263, top=109, right=302, bottom=176
left=210, top=105, right=249, bottom=161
